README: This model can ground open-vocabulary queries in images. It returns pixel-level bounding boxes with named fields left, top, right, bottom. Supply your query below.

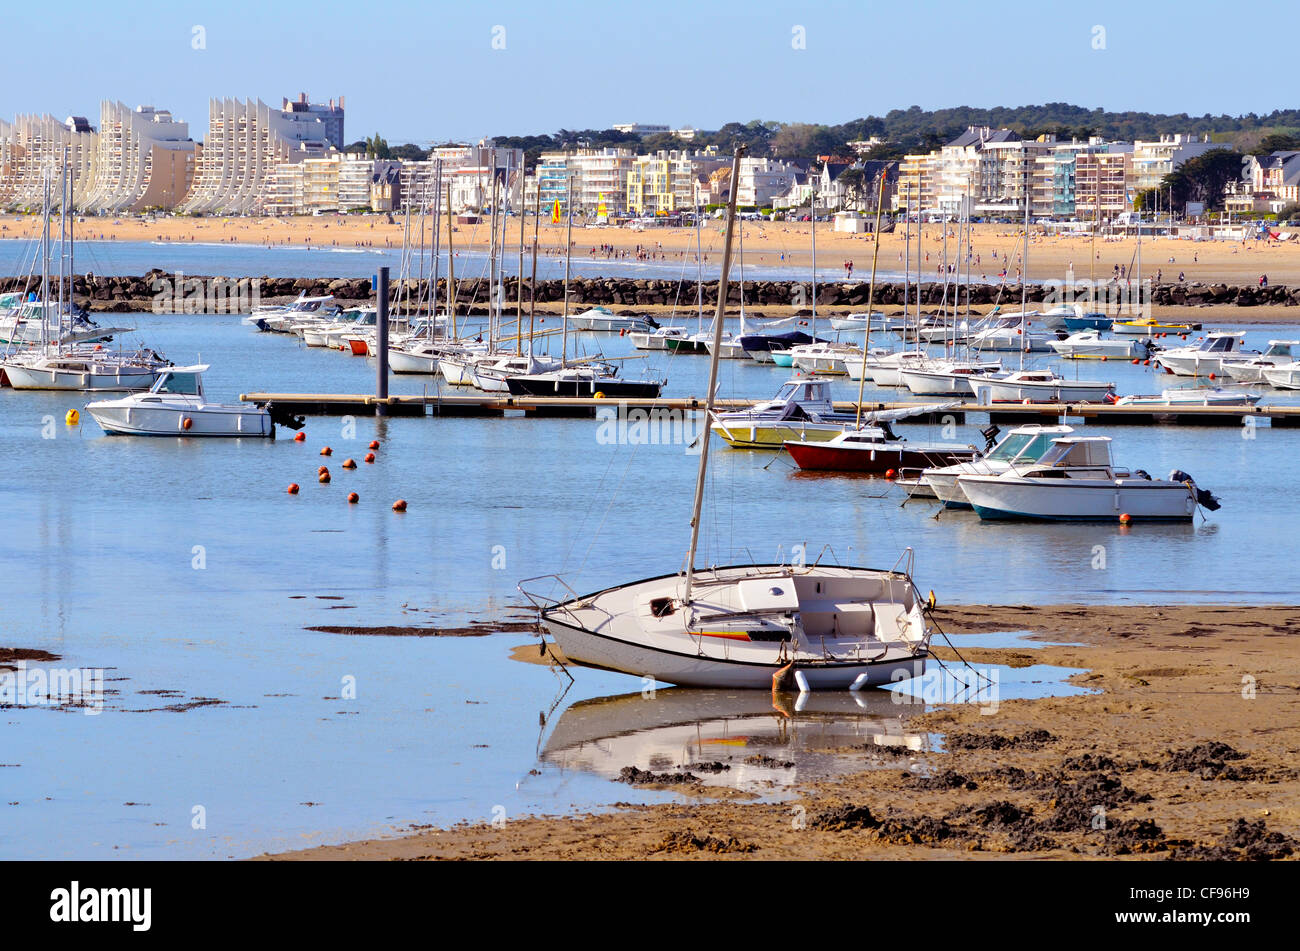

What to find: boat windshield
left=154, top=372, right=201, bottom=396
left=985, top=432, right=1036, bottom=462
left=1200, top=336, right=1236, bottom=353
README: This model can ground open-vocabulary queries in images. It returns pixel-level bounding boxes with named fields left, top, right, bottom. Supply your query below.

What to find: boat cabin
left=1022, top=436, right=1114, bottom=479
left=1189, top=333, right=1246, bottom=354
left=985, top=426, right=1073, bottom=464
left=756, top=379, right=835, bottom=416
left=145, top=366, right=206, bottom=400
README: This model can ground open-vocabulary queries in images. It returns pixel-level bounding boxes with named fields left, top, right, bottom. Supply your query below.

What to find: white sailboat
left=519, top=149, right=933, bottom=691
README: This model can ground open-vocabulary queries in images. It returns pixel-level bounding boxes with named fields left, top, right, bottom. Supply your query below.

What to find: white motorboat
left=566, top=306, right=653, bottom=333
left=249, top=293, right=340, bottom=332
left=86, top=365, right=277, bottom=437
left=973, top=369, right=1115, bottom=404
left=789, top=341, right=863, bottom=375
left=848, top=349, right=930, bottom=385
left=628, top=326, right=688, bottom=350
left=704, top=334, right=749, bottom=359
left=1114, top=387, right=1262, bottom=408
left=899, top=360, right=1001, bottom=396
left=1048, top=330, right=1148, bottom=361
left=921, top=424, right=1075, bottom=508
left=1262, top=363, right=1300, bottom=390
left=710, top=377, right=861, bottom=448
left=829, top=312, right=906, bottom=333
left=1221, top=340, right=1300, bottom=384
left=956, top=435, right=1217, bottom=521
left=969, top=316, right=1053, bottom=353
left=1155, top=332, right=1256, bottom=377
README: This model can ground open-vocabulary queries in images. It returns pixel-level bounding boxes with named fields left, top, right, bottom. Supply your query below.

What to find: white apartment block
left=736, top=156, right=797, bottom=207
left=1131, top=134, right=1216, bottom=192
left=83, top=102, right=196, bottom=213
left=0, top=114, right=97, bottom=211
left=181, top=95, right=344, bottom=215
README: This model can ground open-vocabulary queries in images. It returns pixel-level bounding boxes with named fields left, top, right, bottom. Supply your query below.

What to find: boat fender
left=926, top=590, right=937, bottom=612
left=182, top=417, right=193, bottom=430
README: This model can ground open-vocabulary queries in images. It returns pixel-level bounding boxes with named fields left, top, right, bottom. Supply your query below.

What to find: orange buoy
left=347, top=492, right=359, bottom=504
left=319, top=472, right=331, bottom=484
left=392, top=499, right=407, bottom=512
left=342, top=458, right=357, bottom=469
left=1208, top=372, right=1216, bottom=380
left=1131, top=358, right=1140, bottom=365
left=1143, top=359, right=1151, bottom=366
left=287, top=483, right=300, bottom=494
left=368, top=440, right=379, bottom=450
left=320, top=446, right=332, bottom=456
left=884, top=469, right=897, bottom=480
left=293, top=431, right=306, bottom=442
left=318, top=465, right=329, bottom=475
left=182, top=417, right=193, bottom=430
left=1119, top=513, right=1132, bottom=525
left=364, top=452, right=376, bottom=464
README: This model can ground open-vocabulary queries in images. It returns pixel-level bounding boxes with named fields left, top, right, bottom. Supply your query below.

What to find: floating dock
left=240, top=392, right=1300, bottom=427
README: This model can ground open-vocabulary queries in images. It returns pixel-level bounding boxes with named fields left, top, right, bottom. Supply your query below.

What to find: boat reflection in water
left=539, top=688, right=934, bottom=793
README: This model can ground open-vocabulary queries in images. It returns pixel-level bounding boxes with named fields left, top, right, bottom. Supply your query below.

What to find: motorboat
left=248, top=293, right=340, bottom=332
left=829, top=312, right=906, bottom=333
left=710, top=378, right=860, bottom=448
left=969, top=316, right=1053, bottom=353
left=505, top=362, right=665, bottom=398
left=1048, top=329, right=1149, bottom=361
left=1262, top=363, right=1300, bottom=390
left=899, top=360, right=1001, bottom=396
left=1041, top=303, right=1108, bottom=333
left=783, top=413, right=976, bottom=474
left=1112, top=317, right=1201, bottom=336
left=704, top=334, right=749, bottom=359
left=628, top=326, right=688, bottom=350
left=1221, top=340, right=1300, bottom=384
left=566, top=306, right=654, bottom=333
left=85, top=365, right=291, bottom=437
left=921, top=424, right=1075, bottom=508
left=972, top=369, right=1115, bottom=404
left=847, top=349, right=930, bottom=386
left=1114, top=387, right=1262, bottom=409
left=1155, top=332, right=1256, bottom=377
left=956, top=436, right=1218, bottom=521
left=789, top=341, right=864, bottom=376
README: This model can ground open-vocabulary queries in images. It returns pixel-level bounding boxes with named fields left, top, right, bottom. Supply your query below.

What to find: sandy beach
left=4, top=214, right=1299, bottom=288
left=261, top=603, right=1300, bottom=861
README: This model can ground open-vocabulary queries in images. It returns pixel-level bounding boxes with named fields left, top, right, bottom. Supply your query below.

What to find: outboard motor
left=1169, top=470, right=1221, bottom=511
left=267, top=403, right=307, bottom=431
left=644, top=315, right=661, bottom=330
left=980, top=423, right=1001, bottom=452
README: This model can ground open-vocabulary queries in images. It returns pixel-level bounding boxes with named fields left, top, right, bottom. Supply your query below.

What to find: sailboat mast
left=58, top=154, right=67, bottom=344
left=488, top=149, right=498, bottom=350
left=562, top=172, right=573, bottom=364
left=1020, top=150, right=1030, bottom=371
left=40, top=169, right=49, bottom=350
left=517, top=162, right=526, bottom=356
left=855, top=173, right=888, bottom=428
left=445, top=183, right=457, bottom=341
left=683, top=147, right=744, bottom=607
left=429, top=160, right=442, bottom=340
left=528, top=185, right=540, bottom=358
left=809, top=187, right=817, bottom=338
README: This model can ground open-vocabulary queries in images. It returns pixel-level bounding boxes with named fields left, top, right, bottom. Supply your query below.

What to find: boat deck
left=239, top=392, right=1300, bottom=427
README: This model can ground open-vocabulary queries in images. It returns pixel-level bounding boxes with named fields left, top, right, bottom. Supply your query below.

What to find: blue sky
left=4, top=0, right=1298, bottom=144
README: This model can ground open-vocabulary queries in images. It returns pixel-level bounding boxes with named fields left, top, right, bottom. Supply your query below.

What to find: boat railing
left=517, top=574, right=583, bottom=618
left=889, top=546, right=917, bottom=580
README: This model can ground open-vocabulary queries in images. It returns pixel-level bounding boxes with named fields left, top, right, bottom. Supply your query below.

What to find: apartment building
left=181, top=95, right=344, bottom=215
left=736, top=156, right=797, bottom=207
left=0, top=114, right=97, bottom=210
left=625, top=150, right=718, bottom=215
left=1131, top=134, right=1216, bottom=192
left=1074, top=145, right=1134, bottom=220
left=82, top=102, right=196, bottom=213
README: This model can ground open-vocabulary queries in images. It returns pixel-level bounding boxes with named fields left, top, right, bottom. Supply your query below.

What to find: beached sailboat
left=519, top=150, right=934, bottom=690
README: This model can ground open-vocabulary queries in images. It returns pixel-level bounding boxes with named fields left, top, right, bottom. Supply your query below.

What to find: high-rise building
left=83, top=102, right=197, bottom=212
left=0, top=114, right=97, bottom=211
left=181, top=95, right=344, bottom=214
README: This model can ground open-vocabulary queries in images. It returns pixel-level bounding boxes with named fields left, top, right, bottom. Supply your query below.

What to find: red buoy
left=368, top=440, right=380, bottom=450
left=342, top=458, right=357, bottom=469
left=293, top=431, right=306, bottom=442
left=1119, top=513, right=1132, bottom=525
left=884, top=469, right=897, bottom=480
left=320, top=446, right=332, bottom=456
left=287, top=483, right=300, bottom=494
left=347, top=492, right=359, bottom=504
left=364, top=452, right=376, bottom=464
left=319, top=472, right=331, bottom=484
left=392, top=499, right=407, bottom=512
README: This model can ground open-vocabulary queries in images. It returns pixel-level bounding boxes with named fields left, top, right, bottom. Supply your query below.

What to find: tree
left=1163, top=149, right=1244, bottom=210
left=390, top=143, right=428, bottom=161
left=365, top=134, right=391, bottom=159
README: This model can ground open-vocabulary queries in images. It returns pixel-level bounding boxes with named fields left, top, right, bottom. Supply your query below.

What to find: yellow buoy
left=65, top=409, right=79, bottom=425
left=594, top=391, right=606, bottom=400
left=927, top=590, right=938, bottom=611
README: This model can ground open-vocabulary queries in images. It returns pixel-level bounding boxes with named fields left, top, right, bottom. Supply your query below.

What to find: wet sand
left=4, top=215, right=1298, bottom=287
left=261, top=603, right=1300, bottom=860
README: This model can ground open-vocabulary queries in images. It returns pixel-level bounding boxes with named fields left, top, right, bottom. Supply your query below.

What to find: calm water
left=1, top=312, right=1296, bottom=858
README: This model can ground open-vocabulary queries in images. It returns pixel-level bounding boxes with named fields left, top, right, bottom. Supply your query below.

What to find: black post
left=375, top=266, right=389, bottom=416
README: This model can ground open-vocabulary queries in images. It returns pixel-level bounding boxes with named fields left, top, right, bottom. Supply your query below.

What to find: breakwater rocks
left=3, top=270, right=1298, bottom=312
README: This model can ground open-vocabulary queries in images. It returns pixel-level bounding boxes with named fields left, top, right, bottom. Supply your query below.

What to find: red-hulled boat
left=784, top=423, right=979, bottom=474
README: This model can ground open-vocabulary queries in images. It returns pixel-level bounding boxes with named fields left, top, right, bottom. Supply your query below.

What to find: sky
left=3, top=0, right=1298, bottom=145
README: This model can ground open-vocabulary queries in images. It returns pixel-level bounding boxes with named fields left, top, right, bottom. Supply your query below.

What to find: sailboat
left=2, top=156, right=168, bottom=392
left=519, top=149, right=934, bottom=691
